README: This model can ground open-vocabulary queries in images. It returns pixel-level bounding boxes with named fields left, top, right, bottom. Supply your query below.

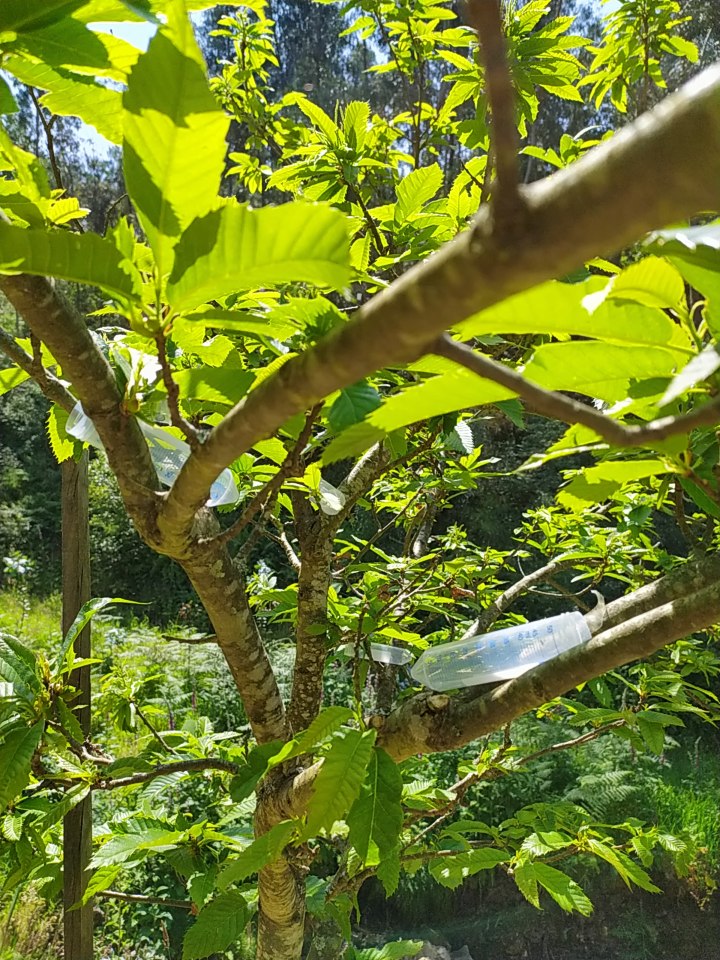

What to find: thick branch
left=377, top=572, right=720, bottom=760
left=435, top=335, right=720, bottom=447
left=160, top=65, right=720, bottom=542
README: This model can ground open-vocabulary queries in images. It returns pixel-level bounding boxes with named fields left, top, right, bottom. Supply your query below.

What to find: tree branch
left=461, top=555, right=582, bottom=638
left=94, top=757, right=239, bottom=791
left=466, top=0, right=520, bottom=217
left=155, top=331, right=200, bottom=448
left=97, top=890, right=194, bottom=910
left=377, top=569, right=720, bottom=760
left=159, top=64, right=720, bottom=541
left=434, top=334, right=720, bottom=448
left=0, top=327, right=75, bottom=411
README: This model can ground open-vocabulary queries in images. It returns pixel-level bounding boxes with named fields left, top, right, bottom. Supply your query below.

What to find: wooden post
left=62, top=453, right=93, bottom=960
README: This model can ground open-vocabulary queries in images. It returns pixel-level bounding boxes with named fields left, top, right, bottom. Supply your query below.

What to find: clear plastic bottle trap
left=66, top=402, right=238, bottom=507
left=408, top=612, right=591, bottom=691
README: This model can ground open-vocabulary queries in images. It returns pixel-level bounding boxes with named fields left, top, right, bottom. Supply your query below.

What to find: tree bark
left=62, top=454, right=93, bottom=960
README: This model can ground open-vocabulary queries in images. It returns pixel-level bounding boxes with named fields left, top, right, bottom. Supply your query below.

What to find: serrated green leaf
left=532, top=862, right=593, bottom=915
left=303, top=728, right=376, bottom=839
left=47, top=406, right=75, bottom=463
left=524, top=342, right=685, bottom=403
left=355, top=940, right=422, bottom=960
left=3, top=57, right=122, bottom=144
left=395, top=164, right=443, bottom=224
left=679, top=476, right=720, bottom=520
left=217, top=820, right=295, bottom=890
left=295, top=707, right=354, bottom=754
left=90, top=827, right=183, bottom=868
left=376, top=847, right=401, bottom=897
left=0, top=722, right=43, bottom=813
left=0, top=78, right=18, bottom=115
left=184, top=309, right=298, bottom=341
left=78, top=865, right=123, bottom=906
left=636, top=716, right=666, bottom=755
left=557, top=460, right=670, bottom=511
left=7, top=19, right=118, bottom=75
left=122, top=0, right=229, bottom=275
left=605, top=257, right=685, bottom=310
left=343, top=101, right=370, bottom=150
left=328, top=382, right=382, bottom=434
left=0, top=366, right=30, bottom=398
left=0, top=222, right=140, bottom=301
left=0, top=0, right=86, bottom=31
left=347, top=748, right=403, bottom=863
left=513, top=862, right=540, bottom=907
left=323, top=373, right=512, bottom=464
left=428, top=847, right=509, bottom=890
left=55, top=698, right=84, bottom=744
left=645, top=223, right=720, bottom=271
left=455, top=279, right=678, bottom=345
left=173, top=366, right=255, bottom=407
left=56, top=597, right=137, bottom=670
left=167, top=202, right=352, bottom=312
left=586, top=838, right=660, bottom=892
left=182, top=891, right=248, bottom=960
left=0, top=634, right=41, bottom=701
left=661, top=346, right=720, bottom=406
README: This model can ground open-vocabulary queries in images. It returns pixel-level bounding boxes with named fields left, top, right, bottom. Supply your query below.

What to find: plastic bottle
left=65, top=402, right=239, bottom=508
left=409, top=612, right=591, bottom=692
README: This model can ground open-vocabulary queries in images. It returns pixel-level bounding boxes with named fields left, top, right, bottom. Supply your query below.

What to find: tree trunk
left=62, top=454, right=93, bottom=960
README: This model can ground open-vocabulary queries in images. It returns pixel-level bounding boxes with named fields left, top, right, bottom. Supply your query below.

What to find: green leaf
left=679, top=476, right=720, bottom=520
left=182, top=891, right=248, bottom=960
left=0, top=634, right=41, bottom=700
left=523, top=342, right=684, bottom=403
left=644, top=223, right=720, bottom=272
left=636, top=717, right=666, bottom=755
left=0, top=366, right=29, bottom=398
left=347, top=749, right=403, bottom=862
left=513, top=862, right=540, bottom=907
left=122, top=0, right=229, bottom=275
left=217, top=820, right=296, bottom=890
left=56, top=698, right=84, bottom=744
left=355, top=941, right=422, bottom=960
left=7, top=19, right=118, bottom=74
left=532, top=862, right=593, bottom=915
left=0, top=723, right=43, bottom=813
left=3, top=57, right=122, bottom=144
left=78, top=865, right=123, bottom=907
left=90, top=828, right=183, bottom=867
left=295, top=707, right=354, bottom=754
left=586, top=838, right=661, bottom=892
left=605, top=257, right=685, bottom=310
left=47, top=406, right=75, bottom=463
left=323, top=373, right=513, bottom=464
left=376, top=847, right=401, bottom=897
left=302, top=728, right=376, bottom=839
left=395, top=164, right=443, bottom=224
left=0, top=78, right=18, bottom=115
left=0, top=0, right=86, bottom=31
left=184, top=309, right=298, bottom=341
left=455, top=279, right=679, bottom=346
left=557, top=460, right=671, bottom=510
left=173, top=367, right=255, bottom=407
left=0, top=222, right=140, bottom=301
left=343, top=101, right=370, bottom=150
left=428, top=848, right=509, bottom=890
left=666, top=259, right=720, bottom=337
left=167, top=202, right=352, bottom=312
left=661, top=346, right=720, bottom=406
left=56, top=597, right=137, bottom=670
left=328, top=382, right=382, bottom=433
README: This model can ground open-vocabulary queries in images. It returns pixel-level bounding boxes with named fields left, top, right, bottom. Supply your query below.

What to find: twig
left=462, top=556, right=581, bottom=638
left=346, top=182, right=387, bottom=256
left=674, top=477, right=696, bottom=546
left=512, top=720, right=626, bottom=768
left=205, top=403, right=321, bottom=547
left=435, top=334, right=720, bottom=448
left=162, top=633, right=218, bottom=645
left=155, top=332, right=200, bottom=448
left=269, top=516, right=301, bottom=571
left=102, top=193, right=130, bottom=236
left=132, top=701, right=181, bottom=757
left=466, top=0, right=520, bottom=217
left=97, top=890, right=194, bottom=911
left=0, top=327, right=75, bottom=411
left=28, top=88, right=64, bottom=193
left=94, top=757, right=239, bottom=791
